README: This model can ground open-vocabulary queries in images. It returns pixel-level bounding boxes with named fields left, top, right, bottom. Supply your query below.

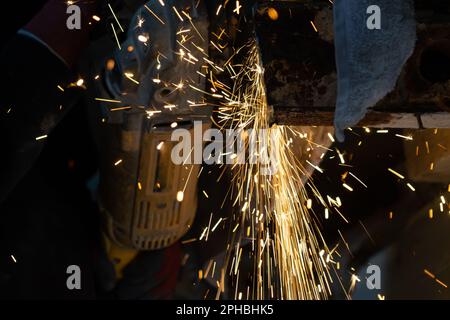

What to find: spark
left=349, top=172, right=368, bottom=188
left=35, top=135, right=48, bottom=141
left=388, top=168, right=405, bottom=180
left=359, top=220, right=375, bottom=244
left=216, top=4, right=222, bottom=16
left=233, top=1, right=242, bottom=15
left=267, top=8, right=279, bottom=21
left=205, top=213, right=213, bottom=241
left=110, top=23, right=121, bottom=50
left=395, top=133, right=413, bottom=141
left=424, top=269, right=448, bottom=288
left=146, top=110, right=162, bottom=118
left=436, top=279, right=448, bottom=289
left=109, top=106, right=131, bottom=112
left=335, top=208, right=350, bottom=224
left=306, top=160, right=324, bottom=174
left=164, top=104, right=177, bottom=110
left=211, top=218, right=223, bottom=232
left=95, top=98, right=122, bottom=103
left=336, top=148, right=345, bottom=164
left=138, top=34, right=149, bottom=43
left=125, top=73, right=140, bottom=84
left=144, top=5, right=166, bottom=25
left=108, top=3, right=124, bottom=32
left=342, top=183, right=354, bottom=192
left=181, top=11, right=205, bottom=41
left=106, top=59, right=115, bottom=70
left=172, top=6, right=184, bottom=21
left=181, top=238, right=196, bottom=245
left=199, top=227, right=208, bottom=241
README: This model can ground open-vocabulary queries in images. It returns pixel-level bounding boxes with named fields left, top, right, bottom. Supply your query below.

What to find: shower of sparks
left=215, top=42, right=333, bottom=299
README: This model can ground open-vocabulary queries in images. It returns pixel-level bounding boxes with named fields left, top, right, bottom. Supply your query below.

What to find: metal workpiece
left=254, top=1, right=450, bottom=128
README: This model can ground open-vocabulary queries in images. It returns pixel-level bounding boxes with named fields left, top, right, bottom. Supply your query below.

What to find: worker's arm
left=0, top=0, right=99, bottom=202
left=23, top=0, right=99, bottom=68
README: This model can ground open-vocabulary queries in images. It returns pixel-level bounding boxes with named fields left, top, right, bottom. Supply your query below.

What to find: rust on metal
left=255, top=1, right=450, bottom=127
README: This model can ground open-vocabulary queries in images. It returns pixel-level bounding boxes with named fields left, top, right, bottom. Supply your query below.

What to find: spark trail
left=218, top=42, right=333, bottom=299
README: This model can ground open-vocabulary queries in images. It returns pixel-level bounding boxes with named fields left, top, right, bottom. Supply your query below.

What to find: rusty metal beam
left=255, top=1, right=450, bottom=127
